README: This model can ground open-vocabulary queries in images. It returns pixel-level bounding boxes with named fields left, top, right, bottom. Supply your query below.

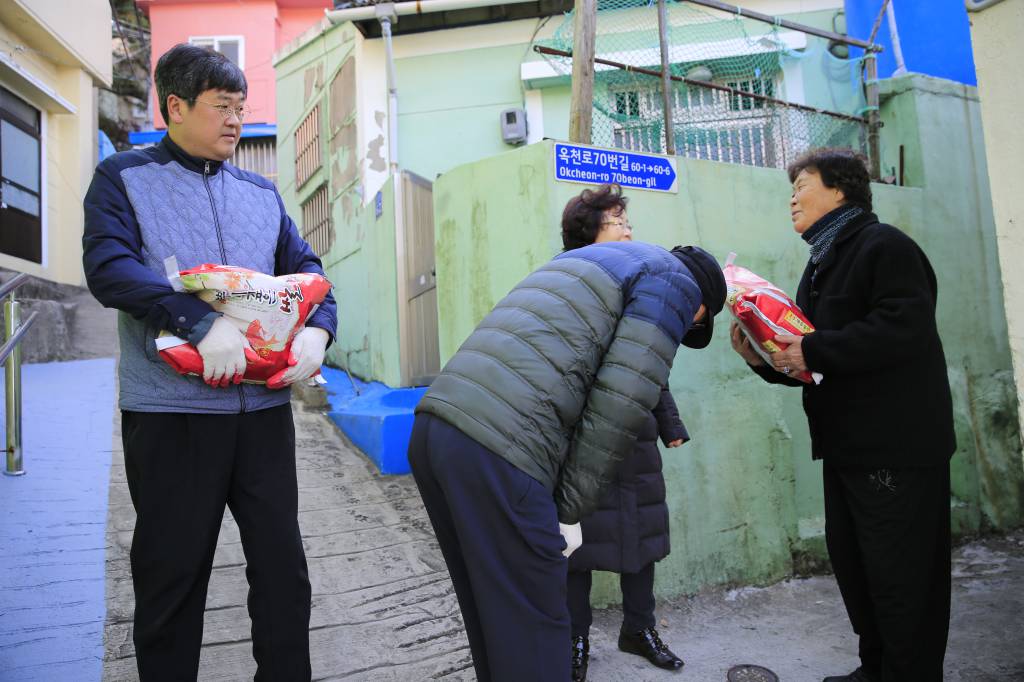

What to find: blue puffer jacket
left=416, top=241, right=702, bottom=524
left=83, top=135, right=337, bottom=414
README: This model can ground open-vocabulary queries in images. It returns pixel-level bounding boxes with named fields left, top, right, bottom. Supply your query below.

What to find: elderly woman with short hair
left=730, top=149, right=954, bottom=682
left=561, top=184, right=688, bottom=682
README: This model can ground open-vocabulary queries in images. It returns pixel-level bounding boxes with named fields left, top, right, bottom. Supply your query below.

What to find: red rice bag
left=155, top=264, right=332, bottom=388
left=723, top=253, right=820, bottom=384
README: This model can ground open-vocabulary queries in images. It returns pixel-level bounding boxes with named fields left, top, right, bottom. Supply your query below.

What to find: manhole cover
left=727, top=664, right=780, bottom=682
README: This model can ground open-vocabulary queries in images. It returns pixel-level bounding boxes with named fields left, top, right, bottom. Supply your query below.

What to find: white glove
left=195, top=316, right=248, bottom=387
left=277, top=326, right=329, bottom=386
left=559, top=522, right=582, bottom=558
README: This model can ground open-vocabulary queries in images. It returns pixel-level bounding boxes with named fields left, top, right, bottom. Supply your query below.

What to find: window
left=189, top=36, right=244, bottom=69
left=230, top=137, right=277, bottom=186
left=0, top=86, right=42, bottom=263
left=614, top=91, right=641, bottom=118
left=726, top=78, right=775, bottom=111
left=605, top=73, right=781, bottom=167
left=294, top=105, right=321, bottom=187
left=300, top=184, right=332, bottom=257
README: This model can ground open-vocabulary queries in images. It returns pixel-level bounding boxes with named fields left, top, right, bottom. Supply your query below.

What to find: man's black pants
left=122, top=404, right=311, bottom=682
left=567, top=563, right=656, bottom=639
left=824, top=461, right=951, bottom=682
left=408, top=413, right=570, bottom=682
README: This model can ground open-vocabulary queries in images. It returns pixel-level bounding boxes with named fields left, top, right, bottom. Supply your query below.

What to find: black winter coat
left=752, top=212, right=955, bottom=468
left=569, top=388, right=688, bottom=574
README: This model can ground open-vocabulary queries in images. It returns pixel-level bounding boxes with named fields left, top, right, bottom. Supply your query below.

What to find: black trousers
left=567, top=563, right=656, bottom=638
left=122, top=404, right=311, bottom=682
left=824, top=461, right=951, bottom=682
left=408, top=414, right=570, bottom=682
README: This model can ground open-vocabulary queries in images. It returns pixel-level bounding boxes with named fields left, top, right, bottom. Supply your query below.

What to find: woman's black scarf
left=801, top=204, right=864, bottom=264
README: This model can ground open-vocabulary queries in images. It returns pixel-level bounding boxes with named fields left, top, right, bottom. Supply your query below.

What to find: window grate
left=294, top=105, right=321, bottom=188
left=300, top=184, right=332, bottom=258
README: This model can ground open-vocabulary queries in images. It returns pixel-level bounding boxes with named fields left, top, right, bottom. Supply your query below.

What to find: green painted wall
left=396, top=44, right=529, bottom=182
left=876, top=75, right=1023, bottom=532
left=276, top=5, right=866, bottom=386
left=277, top=25, right=403, bottom=387
left=433, top=76, right=1023, bottom=603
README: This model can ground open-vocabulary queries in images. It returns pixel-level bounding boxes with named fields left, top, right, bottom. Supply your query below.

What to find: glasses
left=601, top=220, right=633, bottom=231
left=195, top=100, right=252, bottom=122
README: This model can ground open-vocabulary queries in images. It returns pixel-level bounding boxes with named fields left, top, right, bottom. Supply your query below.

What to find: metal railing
left=1, top=273, right=38, bottom=476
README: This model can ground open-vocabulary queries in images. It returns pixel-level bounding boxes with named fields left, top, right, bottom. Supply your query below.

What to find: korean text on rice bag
left=155, top=263, right=332, bottom=388
left=723, top=253, right=821, bottom=385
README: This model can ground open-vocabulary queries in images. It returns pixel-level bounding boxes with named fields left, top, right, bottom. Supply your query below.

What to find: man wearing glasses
left=83, top=44, right=336, bottom=681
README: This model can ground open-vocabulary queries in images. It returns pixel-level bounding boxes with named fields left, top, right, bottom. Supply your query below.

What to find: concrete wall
left=875, top=75, right=1022, bottom=532
left=276, top=22, right=404, bottom=387
left=969, top=0, right=1024, bottom=475
left=9, top=0, right=112, bottom=87
left=0, top=0, right=111, bottom=286
left=275, top=1, right=864, bottom=385
left=433, top=76, right=1022, bottom=601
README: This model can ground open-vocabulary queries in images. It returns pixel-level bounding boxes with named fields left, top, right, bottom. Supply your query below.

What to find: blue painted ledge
left=320, top=367, right=426, bottom=475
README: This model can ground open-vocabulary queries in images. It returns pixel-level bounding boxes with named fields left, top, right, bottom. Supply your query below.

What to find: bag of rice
left=723, top=253, right=821, bottom=384
left=156, top=262, right=332, bottom=389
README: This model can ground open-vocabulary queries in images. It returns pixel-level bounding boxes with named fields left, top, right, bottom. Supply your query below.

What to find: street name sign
left=554, top=142, right=678, bottom=193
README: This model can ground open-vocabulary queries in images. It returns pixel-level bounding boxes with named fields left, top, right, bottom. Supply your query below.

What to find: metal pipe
left=966, top=0, right=1007, bottom=12
left=657, top=0, right=675, bottom=155
left=0, top=310, right=37, bottom=367
left=0, top=273, right=29, bottom=301
left=378, top=7, right=400, bottom=174
left=886, top=1, right=907, bottom=76
left=4, top=300, right=35, bottom=477
left=326, top=0, right=538, bottom=24
left=534, top=45, right=870, bottom=124
left=864, top=54, right=881, bottom=180
left=682, top=0, right=882, bottom=51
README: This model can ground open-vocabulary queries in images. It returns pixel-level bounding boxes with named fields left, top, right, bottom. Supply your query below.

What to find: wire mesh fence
left=534, top=0, right=872, bottom=171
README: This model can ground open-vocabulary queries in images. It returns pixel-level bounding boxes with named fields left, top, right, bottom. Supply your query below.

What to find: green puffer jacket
left=415, top=241, right=702, bottom=524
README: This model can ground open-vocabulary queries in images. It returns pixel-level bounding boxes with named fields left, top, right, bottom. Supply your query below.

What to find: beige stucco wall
left=971, top=0, right=1024, bottom=450
left=0, top=0, right=112, bottom=285
left=7, top=0, right=112, bottom=87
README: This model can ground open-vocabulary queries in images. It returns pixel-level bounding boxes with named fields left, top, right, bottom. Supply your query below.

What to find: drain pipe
left=885, top=1, right=908, bottom=77
left=376, top=3, right=400, bottom=174
left=326, top=0, right=538, bottom=24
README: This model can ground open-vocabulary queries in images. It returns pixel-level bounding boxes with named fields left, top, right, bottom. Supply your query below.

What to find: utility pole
left=568, top=0, right=596, bottom=143
left=657, top=0, right=675, bottom=155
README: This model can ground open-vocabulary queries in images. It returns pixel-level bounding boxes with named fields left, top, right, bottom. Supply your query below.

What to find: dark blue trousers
left=408, top=413, right=570, bottom=682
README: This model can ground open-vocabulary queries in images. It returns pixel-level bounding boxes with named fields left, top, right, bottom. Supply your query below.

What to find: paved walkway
left=3, top=359, right=1023, bottom=680
left=0, top=359, right=117, bottom=682
left=101, top=396, right=474, bottom=681
left=585, top=530, right=1024, bottom=681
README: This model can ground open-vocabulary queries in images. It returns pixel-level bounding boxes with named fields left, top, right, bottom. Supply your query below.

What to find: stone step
left=0, top=269, right=118, bottom=363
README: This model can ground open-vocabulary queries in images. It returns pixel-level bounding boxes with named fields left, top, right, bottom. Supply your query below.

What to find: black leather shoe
left=617, top=627, right=684, bottom=670
left=823, top=667, right=879, bottom=682
left=571, top=635, right=589, bottom=682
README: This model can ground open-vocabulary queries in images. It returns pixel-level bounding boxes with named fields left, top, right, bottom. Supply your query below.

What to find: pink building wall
left=140, top=0, right=330, bottom=128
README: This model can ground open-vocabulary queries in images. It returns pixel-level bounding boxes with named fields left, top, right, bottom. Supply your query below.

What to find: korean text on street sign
left=554, top=143, right=678, bottom=193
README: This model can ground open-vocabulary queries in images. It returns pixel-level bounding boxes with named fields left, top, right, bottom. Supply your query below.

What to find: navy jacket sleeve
left=273, top=193, right=338, bottom=343
left=653, top=387, right=689, bottom=445
left=82, top=159, right=214, bottom=339
left=556, top=264, right=699, bottom=524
